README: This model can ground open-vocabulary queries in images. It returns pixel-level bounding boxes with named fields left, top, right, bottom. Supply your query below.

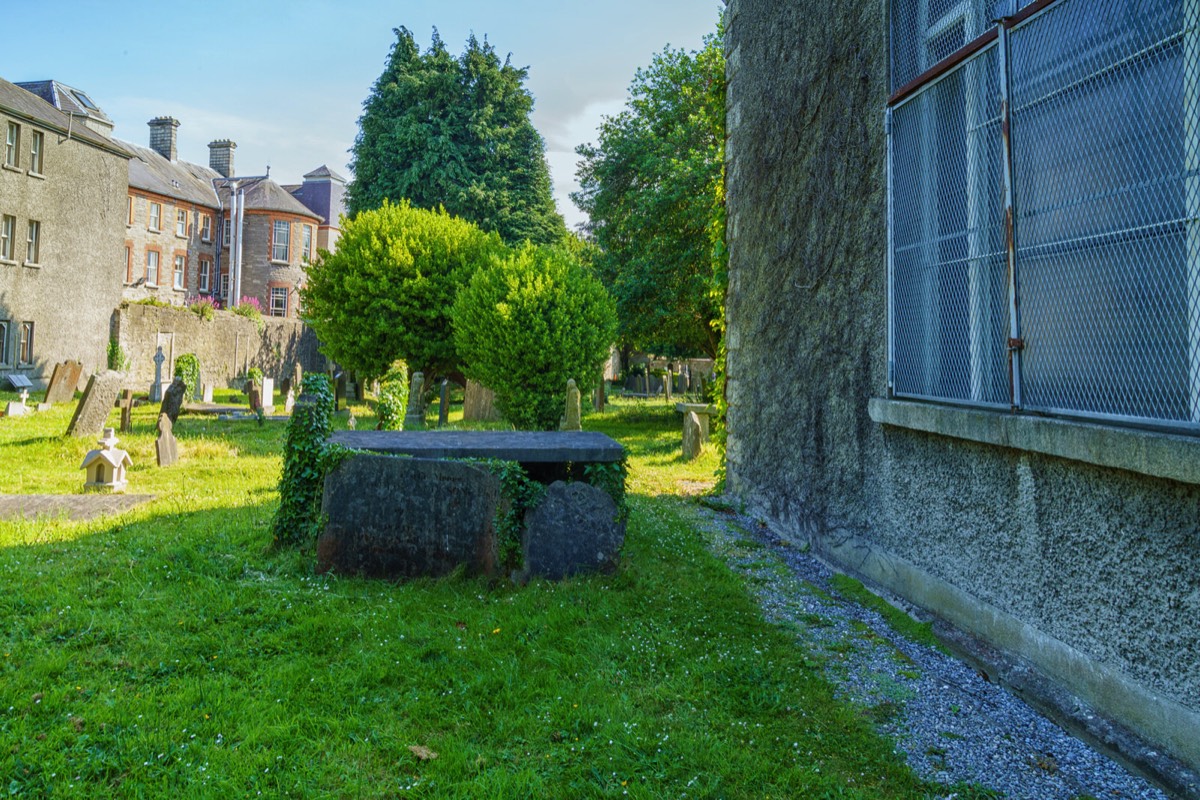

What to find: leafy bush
left=245, top=367, right=264, bottom=390
left=173, top=353, right=201, bottom=398
left=106, top=339, right=129, bottom=372
left=375, top=361, right=409, bottom=430
left=453, top=243, right=617, bottom=430
left=232, top=297, right=264, bottom=332
left=133, top=296, right=171, bottom=308
left=273, top=373, right=334, bottom=547
left=300, top=200, right=508, bottom=379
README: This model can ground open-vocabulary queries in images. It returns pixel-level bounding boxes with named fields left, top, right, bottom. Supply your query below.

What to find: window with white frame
left=270, top=286, right=288, bottom=317
left=302, top=225, right=313, bottom=261
left=887, top=0, right=1199, bottom=431
left=146, top=250, right=160, bottom=286
left=223, top=217, right=232, bottom=248
left=173, top=254, right=186, bottom=290
left=17, top=321, right=33, bottom=365
left=0, top=320, right=7, bottom=365
left=149, top=202, right=161, bottom=232
left=220, top=271, right=230, bottom=299
left=29, top=130, right=43, bottom=174
left=4, top=122, right=19, bottom=168
left=201, top=214, right=212, bottom=242
left=199, top=258, right=211, bottom=293
left=25, top=220, right=40, bottom=264
left=0, top=215, right=13, bottom=261
left=176, top=209, right=188, bottom=237
left=272, top=220, right=290, bottom=262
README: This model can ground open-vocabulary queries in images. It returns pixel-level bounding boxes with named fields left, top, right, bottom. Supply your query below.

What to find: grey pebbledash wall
left=112, top=302, right=325, bottom=390
left=722, top=0, right=1200, bottom=787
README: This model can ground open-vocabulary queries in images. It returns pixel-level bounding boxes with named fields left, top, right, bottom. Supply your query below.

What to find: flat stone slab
left=329, top=430, right=624, bottom=463
left=0, top=494, right=155, bottom=521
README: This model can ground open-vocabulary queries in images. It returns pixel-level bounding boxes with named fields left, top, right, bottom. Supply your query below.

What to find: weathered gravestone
left=149, top=346, right=166, bottom=402
left=66, top=371, right=124, bottom=438
left=155, top=413, right=178, bottom=467
left=521, top=481, right=624, bottom=580
left=404, top=372, right=425, bottom=430
left=463, top=379, right=502, bottom=422
left=43, top=360, right=83, bottom=405
left=4, top=389, right=29, bottom=418
left=682, top=410, right=703, bottom=461
left=202, top=384, right=214, bottom=403
left=248, top=386, right=262, bottom=413
left=159, top=377, right=187, bottom=425
left=119, top=390, right=134, bottom=433
left=561, top=379, right=581, bottom=431
left=318, top=455, right=501, bottom=578
left=261, top=377, right=275, bottom=414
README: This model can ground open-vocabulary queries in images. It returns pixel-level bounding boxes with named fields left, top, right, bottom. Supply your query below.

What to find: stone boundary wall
left=112, top=302, right=326, bottom=390
left=723, top=0, right=1200, bottom=787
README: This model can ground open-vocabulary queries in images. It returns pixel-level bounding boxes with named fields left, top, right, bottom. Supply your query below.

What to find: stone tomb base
left=318, top=453, right=625, bottom=580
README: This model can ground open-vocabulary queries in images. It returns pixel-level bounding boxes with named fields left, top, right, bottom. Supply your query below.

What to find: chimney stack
left=148, top=116, right=180, bottom=162
left=208, top=139, right=237, bottom=178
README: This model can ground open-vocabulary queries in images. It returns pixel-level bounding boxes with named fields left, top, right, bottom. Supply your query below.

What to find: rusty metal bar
left=998, top=23, right=1024, bottom=410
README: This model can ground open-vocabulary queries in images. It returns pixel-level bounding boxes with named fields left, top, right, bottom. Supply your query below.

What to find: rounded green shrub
left=375, top=361, right=409, bottom=430
left=174, top=353, right=200, bottom=398
left=452, top=243, right=618, bottom=430
left=246, top=367, right=264, bottom=390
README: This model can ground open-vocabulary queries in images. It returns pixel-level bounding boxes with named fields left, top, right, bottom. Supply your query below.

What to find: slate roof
left=15, top=80, right=112, bottom=126
left=222, top=177, right=321, bottom=218
left=0, top=76, right=129, bottom=158
left=288, top=164, right=347, bottom=226
left=114, top=138, right=222, bottom=209
left=303, top=164, right=346, bottom=182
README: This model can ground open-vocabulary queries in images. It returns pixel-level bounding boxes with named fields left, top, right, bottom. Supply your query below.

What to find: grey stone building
left=723, top=0, right=1199, bottom=789
left=285, top=165, right=347, bottom=255
left=0, top=77, right=129, bottom=384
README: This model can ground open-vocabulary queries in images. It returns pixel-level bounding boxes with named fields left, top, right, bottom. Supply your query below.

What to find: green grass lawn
left=0, top=392, right=950, bottom=798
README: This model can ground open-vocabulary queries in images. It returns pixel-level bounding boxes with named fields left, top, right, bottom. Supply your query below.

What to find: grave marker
left=149, top=346, right=166, bottom=402
left=682, top=411, right=703, bottom=461
left=119, top=390, right=134, bottom=433
left=561, top=379, right=581, bottom=431
left=43, top=360, right=83, bottom=405
left=155, top=413, right=178, bottom=467
left=66, top=371, right=124, bottom=438
left=404, top=372, right=425, bottom=430
left=438, top=379, right=450, bottom=428
left=160, top=377, right=187, bottom=425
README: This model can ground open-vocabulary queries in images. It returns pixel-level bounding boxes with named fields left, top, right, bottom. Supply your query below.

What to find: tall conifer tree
left=348, top=27, right=565, bottom=246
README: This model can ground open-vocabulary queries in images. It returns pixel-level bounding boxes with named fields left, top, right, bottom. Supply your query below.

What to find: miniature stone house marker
left=81, top=428, right=132, bottom=492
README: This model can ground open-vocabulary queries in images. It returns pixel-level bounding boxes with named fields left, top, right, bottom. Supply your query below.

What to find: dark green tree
left=299, top=200, right=507, bottom=381
left=349, top=27, right=566, bottom=246
left=573, top=24, right=726, bottom=357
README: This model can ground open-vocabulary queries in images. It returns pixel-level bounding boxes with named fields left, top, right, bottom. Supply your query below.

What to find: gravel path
left=687, top=500, right=1170, bottom=800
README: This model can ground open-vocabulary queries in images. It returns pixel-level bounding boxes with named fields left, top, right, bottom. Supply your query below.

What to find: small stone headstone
left=438, top=379, right=450, bottom=428
left=202, top=384, right=214, bottom=403
left=561, top=379, right=581, bottom=431
left=262, top=377, right=275, bottom=414
left=160, top=377, right=187, bottom=425
left=119, top=390, right=134, bottom=433
left=4, top=400, right=28, bottom=417
left=284, top=388, right=295, bottom=414
left=522, top=481, right=624, bottom=580
left=155, top=413, right=179, bottom=467
left=463, top=380, right=502, bottom=422
left=43, top=360, right=83, bottom=405
left=682, top=411, right=703, bottom=461
left=149, top=346, right=166, bottom=402
left=664, top=369, right=673, bottom=402
left=66, top=371, right=124, bottom=438
left=404, top=372, right=425, bottom=430
left=248, top=387, right=262, bottom=413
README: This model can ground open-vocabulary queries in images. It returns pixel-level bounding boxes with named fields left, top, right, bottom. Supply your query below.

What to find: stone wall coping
left=869, top=397, right=1200, bottom=486
left=328, top=430, right=625, bottom=463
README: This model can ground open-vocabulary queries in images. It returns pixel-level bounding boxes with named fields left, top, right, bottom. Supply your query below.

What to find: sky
left=1, top=0, right=722, bottom=231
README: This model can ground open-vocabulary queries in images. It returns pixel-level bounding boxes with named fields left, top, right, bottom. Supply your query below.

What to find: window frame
left=25, top=220, right=40, bottom=265
left=199, top=258, right=211, bottom=293
left=0, top=320, right=8, bottom=366
left=4, top=122, right=19, bottom=168
left=0, top=215, right=14, bottom=262
left=302, top=224, right=313, bottom=261
left=28, top=130, right=43, bottom=175
left=176, top=208, right=188, bottom=238
left=269, top=286, right=288, bottom=317
left=272, top=219, right=290, bottom=263
left=145, top=248, right=160, bottom=287
left=17, top=321, right=33, bottom=366
left=173, top=253, right=186, bottom=290
left=200, top=214, right=212, bottom=242
left=148, top=202, right=161, bottom=232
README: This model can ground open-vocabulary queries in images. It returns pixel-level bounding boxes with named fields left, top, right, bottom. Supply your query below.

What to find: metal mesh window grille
left=888, top=0, right=1200, bottom=431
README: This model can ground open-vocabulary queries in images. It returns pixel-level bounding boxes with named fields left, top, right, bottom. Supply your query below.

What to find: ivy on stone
left=173, top=353, right=200, bottom=399
left=273, top=373, right=335, bottom=548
